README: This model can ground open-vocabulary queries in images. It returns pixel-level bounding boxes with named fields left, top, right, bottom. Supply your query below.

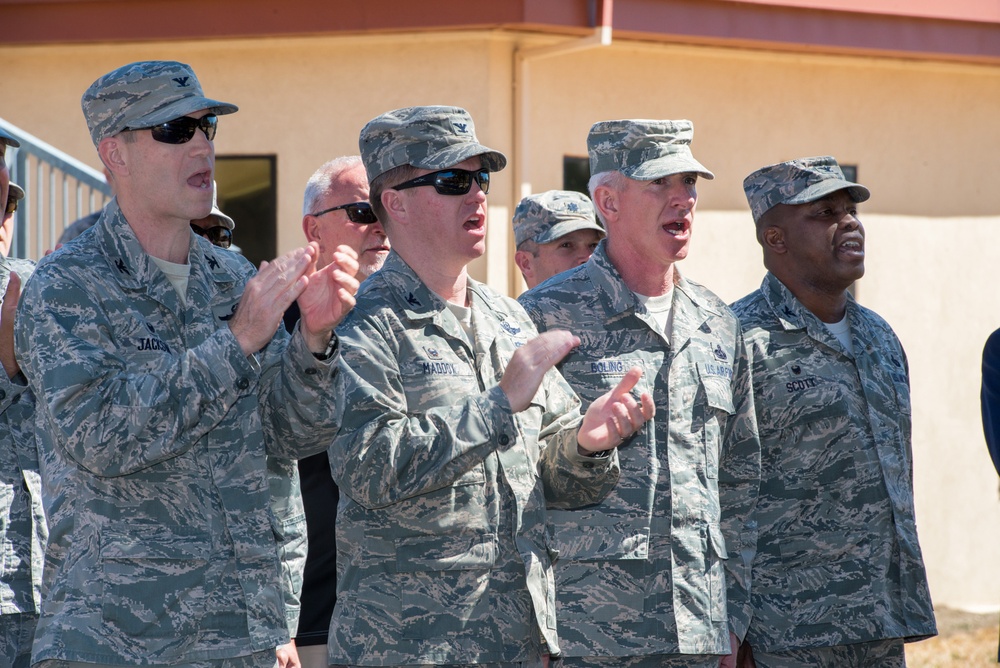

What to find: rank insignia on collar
left=406, top=292, right=421, bottom=307
left=208, top=255, right=219, bottom=270
left=115, top=258, right=130, bottom=275
left=713, top=344, right=728, bottom=361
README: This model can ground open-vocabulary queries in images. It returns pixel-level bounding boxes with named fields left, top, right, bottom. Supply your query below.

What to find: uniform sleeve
left=538, top=371, right=620, bottom=509
left=719, top=330, right=762, bottom=641
left=14, top=266, right=339, bottom=477
left=331, top=313, right=520, bottom=510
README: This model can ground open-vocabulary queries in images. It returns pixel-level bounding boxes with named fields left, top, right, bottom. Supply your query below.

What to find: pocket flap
left=552, top=523, right=650, bottom=561
left=396, top=532, right=497, bottom=572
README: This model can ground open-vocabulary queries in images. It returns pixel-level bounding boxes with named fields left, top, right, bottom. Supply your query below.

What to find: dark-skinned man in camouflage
left=730, top=156, right=936, bottom=668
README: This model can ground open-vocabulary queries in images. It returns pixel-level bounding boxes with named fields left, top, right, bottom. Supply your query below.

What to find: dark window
left=841, top=164, right=858, bottom=183
left=563, top=156, right=591, bottom=195
left=215, top=155, right=276, bottom=268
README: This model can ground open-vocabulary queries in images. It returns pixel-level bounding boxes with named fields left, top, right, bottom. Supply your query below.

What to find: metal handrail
left=0, top=117, right=111, bottom=260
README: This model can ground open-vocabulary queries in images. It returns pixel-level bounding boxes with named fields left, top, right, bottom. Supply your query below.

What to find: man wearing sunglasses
left=14, top=61, right=359, bottom=668
left=519, top=119, right=761, bottom=668
left=327, top=106, right=654, bottom=668
left=291, top=155, right=388, bottom=668
left=0, top=129, right=46, bottom=668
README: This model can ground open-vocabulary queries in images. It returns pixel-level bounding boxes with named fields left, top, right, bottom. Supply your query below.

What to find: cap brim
left=624, top=155, right=714, bottom=181
left=8, top=183, right=25, bottom=201
left=210, top=206, right=235, bottom=230
left=132, top=96, right=239, bottom=129
left=534, top=218, right=606, bottom=245
left=785, top=179, right=870, bottom=206
left=416, top=143, right=508, bottom=173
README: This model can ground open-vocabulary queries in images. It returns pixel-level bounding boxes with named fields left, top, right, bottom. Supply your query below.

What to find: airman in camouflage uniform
left=1, top=128, right=46, bottom=668
left=328, top=106, right=653, bottom=667
left=518, top=119, right=761, bottom=668
left=730, top=156, right=936, bottom=667
left=14, top=61, right=359, bottom=667
left=512, top=190, right=604, bottom=289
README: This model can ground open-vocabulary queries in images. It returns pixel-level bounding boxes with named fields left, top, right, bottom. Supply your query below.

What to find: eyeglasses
left=190, top=223, right=232, bottom=249
left=128, top=114, right=218, bottom=145
left=4, top=193, right=17, bottom=216
left=392, top=168, right=490, bottom=196
left=309, top=201, right=379, bottom=225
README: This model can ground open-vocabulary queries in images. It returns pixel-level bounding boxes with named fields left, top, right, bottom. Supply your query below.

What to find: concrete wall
left=2, top=29, right=998, bottom=611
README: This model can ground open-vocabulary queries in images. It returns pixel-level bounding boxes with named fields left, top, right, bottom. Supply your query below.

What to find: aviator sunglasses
left=392, top=168, right=490, bottom=196
left=127, top=114, right=218, bottom=145
left=309, top=201, right=379, bottom=225
left=4, top=193, right=16, bottom=216
left=190, top=223, right=233, bottom=249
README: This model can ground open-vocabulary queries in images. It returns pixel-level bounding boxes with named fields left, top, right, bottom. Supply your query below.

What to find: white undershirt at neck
left=823, top=313, right=853, bottom=354
left=634, top=285, right=674, bottom=338
left=150, top=256, right=191, bottom=308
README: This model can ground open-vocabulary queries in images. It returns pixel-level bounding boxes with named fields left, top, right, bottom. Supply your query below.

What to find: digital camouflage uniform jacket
left=519, top=242, right=761, bottom=657
left=328, top=251, right=621, bottom=666
left=730, top=272, right=936, bottom=651
left=13, top=201, right=344, bottom=665
left=0, top=257, right=45, bottom=619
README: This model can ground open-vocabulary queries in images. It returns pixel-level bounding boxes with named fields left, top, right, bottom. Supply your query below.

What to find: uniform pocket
left=396, top=532, right=497, bottom=639
left=100, top=528, right=209, bottom=641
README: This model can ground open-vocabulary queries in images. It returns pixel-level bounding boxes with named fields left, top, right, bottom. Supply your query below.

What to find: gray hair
left=302, top=155, right=364, bottom=216
left=587, top=170, right=627, bottom=226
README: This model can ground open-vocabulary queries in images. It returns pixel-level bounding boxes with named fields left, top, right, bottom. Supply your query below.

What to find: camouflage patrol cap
left=743, top=156, right=870, bottom=223
left=513, top=190, right=604, bottom=247
left=587, top=119, right=714, bottom=181
left=359, top=106, right=507, bottom=182
left=0, top=127, right=20, bottom=149
left=82, top=60, right=238, bottom=146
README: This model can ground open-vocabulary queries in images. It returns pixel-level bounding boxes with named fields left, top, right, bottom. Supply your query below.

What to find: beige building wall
left=2, top=29, right=998, bottom=611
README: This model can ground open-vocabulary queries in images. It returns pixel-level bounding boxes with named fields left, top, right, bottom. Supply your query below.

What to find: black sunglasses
left=309, top=201, right=379, bottom=225
left=392, top=168, right=490, bottom=196
left=4, top=194, right=16, bottom=216
left=191, top=223, right=232, bottom=249
left=129, top=114, right=218, bottom=145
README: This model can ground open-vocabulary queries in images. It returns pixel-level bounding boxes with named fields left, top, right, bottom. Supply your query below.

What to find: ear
left=303, top=215, right=321, bottom=243
left=762, top=225, right=787, bottom=254
left=98, top=137, right=128, bottom=177
left=514, top=249, right=534, bottom=282
left=381, top=189, right=406, bottom=225
left=592, top=185, right=619, bottom=226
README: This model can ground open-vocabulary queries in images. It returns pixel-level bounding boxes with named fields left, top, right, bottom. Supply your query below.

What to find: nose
left=187, top=128, right=213, bottom=157
left=672, top=183, right=696, bottom=209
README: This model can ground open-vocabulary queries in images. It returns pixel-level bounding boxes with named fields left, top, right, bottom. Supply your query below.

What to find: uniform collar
left=586, top=240, right=722, bottom=319
left=97, top=198, right=241, bottom=304
left=760, top=271, right=868, bottom=354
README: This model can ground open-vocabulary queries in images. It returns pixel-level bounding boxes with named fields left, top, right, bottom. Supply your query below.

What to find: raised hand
left=499, top=330, right=581, bottom=413
left=577, top=366, right=654, bottom=454
left=297, top=243, right=360, bottom=354
left=229, top=246, right=316, bottom=356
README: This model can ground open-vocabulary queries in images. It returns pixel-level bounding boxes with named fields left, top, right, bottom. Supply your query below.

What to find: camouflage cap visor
left=782, top=179, right=871, bottom=207
left=624, top=151, right=715, bottom=181
left=530, top=218, right=605, bottom=246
